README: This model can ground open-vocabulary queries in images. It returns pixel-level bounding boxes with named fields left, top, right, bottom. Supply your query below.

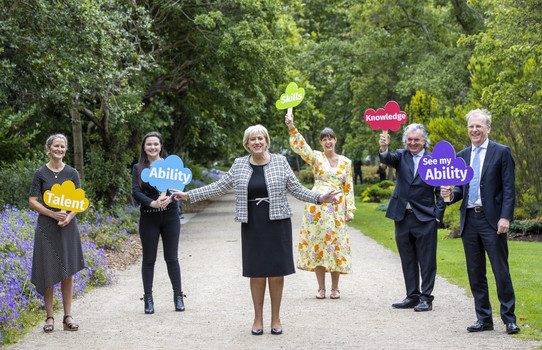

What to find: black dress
left=29, top=165, right=85, bottom=295
left=241, top=164, right=295, bottom=278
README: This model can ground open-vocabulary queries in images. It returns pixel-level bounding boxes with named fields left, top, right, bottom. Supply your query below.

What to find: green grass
left=349, top=200, right=542, bottom=341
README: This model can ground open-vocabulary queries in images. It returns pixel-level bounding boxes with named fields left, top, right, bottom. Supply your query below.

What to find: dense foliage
left=1, top=0, right=540, bottom=215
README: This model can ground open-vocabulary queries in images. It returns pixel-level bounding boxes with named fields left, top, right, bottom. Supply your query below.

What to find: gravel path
left=11, top=192, right=541, bottom=349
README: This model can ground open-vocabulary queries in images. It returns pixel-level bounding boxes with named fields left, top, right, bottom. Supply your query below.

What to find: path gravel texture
left=11, top=192, right=541, bottom=349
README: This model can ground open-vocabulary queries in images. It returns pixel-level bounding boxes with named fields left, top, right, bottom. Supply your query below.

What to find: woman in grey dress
left=171, top=125, right=339, bottom=336
left=29, top=134, right=85, bottom=332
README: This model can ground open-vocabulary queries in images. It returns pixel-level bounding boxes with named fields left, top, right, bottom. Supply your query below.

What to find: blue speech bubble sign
left=418, top=141, right=473, bottom=186
left=141, top=155, right=192, bottom=192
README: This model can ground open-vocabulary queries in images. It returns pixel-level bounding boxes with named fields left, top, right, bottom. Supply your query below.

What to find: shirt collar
left=412, top=149, right=425, bottom=157
left=471, top=138, right=489, bottom=151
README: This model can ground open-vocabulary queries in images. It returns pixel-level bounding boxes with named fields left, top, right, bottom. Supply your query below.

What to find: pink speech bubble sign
left=364, top=101, right=408, bottom=132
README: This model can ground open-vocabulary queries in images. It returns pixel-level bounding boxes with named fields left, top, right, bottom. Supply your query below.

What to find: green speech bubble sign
left=275, top=82, right=305, bottom=110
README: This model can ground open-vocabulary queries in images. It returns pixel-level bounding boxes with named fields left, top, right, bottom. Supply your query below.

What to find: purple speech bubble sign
left=418, top=141, right=473, bottom=186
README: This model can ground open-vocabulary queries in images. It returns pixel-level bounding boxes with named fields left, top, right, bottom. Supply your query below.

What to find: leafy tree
left=1, top=0, right=156, bottom=207
left=344, top=0, right=477, bottom=158
left=465, top=0, right=542, bottom=204
left=140, top=0, right=293, bottom=162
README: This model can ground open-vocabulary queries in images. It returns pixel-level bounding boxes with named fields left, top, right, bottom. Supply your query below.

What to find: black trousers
left=394, top=211, right=437, bottom=302
left=139, top=208, right=182, bottom=294
left=462, top=209, right=516, bottom=323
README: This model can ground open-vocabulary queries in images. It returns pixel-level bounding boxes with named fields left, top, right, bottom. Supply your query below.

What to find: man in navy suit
left=441, top=109, right=519, bottom=334
left=379, top=124, right=445, bottom=312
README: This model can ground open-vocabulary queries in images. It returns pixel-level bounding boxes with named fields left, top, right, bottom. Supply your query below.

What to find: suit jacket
left=188, top=153, right=320, bottom=223
left=451, top=140, right=515, bottom=234
left=380, top=149, right=445, bottom=223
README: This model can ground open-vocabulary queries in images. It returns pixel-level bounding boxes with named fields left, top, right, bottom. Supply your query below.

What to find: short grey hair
left=45, top=133, right=68, bottom=151
left=465, top=108, right=492, bottom=127
left=402, top=123, right=430, bottom=149
left=243, top=124, right=270, bottom=153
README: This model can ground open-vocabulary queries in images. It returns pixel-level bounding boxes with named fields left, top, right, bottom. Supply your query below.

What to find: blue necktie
left=469, top=147, right=482, bottom=202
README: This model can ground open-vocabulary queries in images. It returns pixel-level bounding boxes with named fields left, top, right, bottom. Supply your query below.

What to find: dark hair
left=137, top=131, right=165, bottom=190
left=319, top=128, right=336, bottom=141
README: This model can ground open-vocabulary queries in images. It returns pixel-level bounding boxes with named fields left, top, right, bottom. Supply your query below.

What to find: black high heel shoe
left=62, top=315, right=79, bottom=331
left=271, top=328, right=283, bottom=335
left=43, top=316, right=54, bottom=333
left=141, top=294, right=154, bottom=314
left=174, top=290, right=186, bottom=312
left=251, top=329, right=263, bottom=335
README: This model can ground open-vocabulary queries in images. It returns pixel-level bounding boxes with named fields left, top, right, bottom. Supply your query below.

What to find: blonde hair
left=45, top=133, right=68, bottom=155
left=243, top=125, right=270, bottom=153
left=465, top=108, right=492, bottom=127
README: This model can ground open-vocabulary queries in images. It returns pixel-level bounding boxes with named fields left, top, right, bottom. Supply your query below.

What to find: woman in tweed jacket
left=171, top=124, right=338, bottom=336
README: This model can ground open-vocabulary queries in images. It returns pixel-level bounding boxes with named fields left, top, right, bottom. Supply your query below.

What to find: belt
left=248, top=197, right=270, bottom=205
left=405, top=209, right=414, bottom=214
left=142, top=206, right=171, bottom=213
left=467, top=206, right=484, bottom=213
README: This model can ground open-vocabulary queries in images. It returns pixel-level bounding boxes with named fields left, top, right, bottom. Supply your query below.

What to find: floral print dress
left=289, top=128, right=356, bottom=274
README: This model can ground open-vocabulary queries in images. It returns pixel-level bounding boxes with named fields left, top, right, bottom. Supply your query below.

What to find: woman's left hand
left=57, top=213, right=73, bottom=227
left=318, top=190, right=341, bottom=204
left=345, top=214, right=353, bottom=223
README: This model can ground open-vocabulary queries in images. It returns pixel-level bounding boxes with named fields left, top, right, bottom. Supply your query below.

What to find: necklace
left=48, top=164, right=65, bottom=178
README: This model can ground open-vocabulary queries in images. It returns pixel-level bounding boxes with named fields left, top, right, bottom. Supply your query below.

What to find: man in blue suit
left=379, top=124, right=445, bottom=312
left=441, top=109, right=519, bottom=334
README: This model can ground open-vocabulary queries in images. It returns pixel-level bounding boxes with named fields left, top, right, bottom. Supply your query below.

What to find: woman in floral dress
left=285, top=113, right=356, bottom=299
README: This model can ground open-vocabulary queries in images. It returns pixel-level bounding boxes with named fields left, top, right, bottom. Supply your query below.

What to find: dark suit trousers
left=462, top=209, right=516, bottom=323
left=394, top=211, right=437, bottom=302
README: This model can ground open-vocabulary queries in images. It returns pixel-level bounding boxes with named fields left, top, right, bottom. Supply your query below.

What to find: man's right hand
left=379, top=133, right=390, bottom=152
left=441, top=186, right=453, bottom=199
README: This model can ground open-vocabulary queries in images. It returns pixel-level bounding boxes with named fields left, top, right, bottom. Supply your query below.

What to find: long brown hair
left=137, top=131, right=165, bottom=190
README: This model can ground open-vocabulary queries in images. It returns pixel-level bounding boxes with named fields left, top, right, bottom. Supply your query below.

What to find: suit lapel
left=481, top=140, right=496, bottom=180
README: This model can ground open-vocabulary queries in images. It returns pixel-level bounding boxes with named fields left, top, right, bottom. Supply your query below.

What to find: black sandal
left=63, top=315, right=79, bottom=331
left=43, top=316, right=54, bottom=333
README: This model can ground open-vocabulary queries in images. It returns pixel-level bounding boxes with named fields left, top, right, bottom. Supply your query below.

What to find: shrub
left=377, top=180, right=395, bottom=189
left=0, top=157, right=45, bottom=210
left=78, top=206, right=137, bottom=250
left=509, top=217, right=542, bottom=237
left=360, top=185, right=393, bottom=203
left=442, top=201, right=462, bottom=238
left=360, top=165, right=380, bottom=184
left=298, top=169, right=314, bottom=185
left=0, top=206, right=114, bottom=345
left=376, top=202, right=389, bottom=212
left=514, top=188, right=541, bottom=220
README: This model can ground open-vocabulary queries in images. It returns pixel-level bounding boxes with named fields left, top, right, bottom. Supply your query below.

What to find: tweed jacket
left=188, top=153, right=320, bottom=223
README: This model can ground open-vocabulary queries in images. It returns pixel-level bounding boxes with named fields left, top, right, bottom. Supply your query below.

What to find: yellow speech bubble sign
left=43, top=180, right=89, bottom=212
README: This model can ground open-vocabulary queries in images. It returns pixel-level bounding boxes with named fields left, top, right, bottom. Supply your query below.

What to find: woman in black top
left=132, top=131, right=184, bottom=314
left=29, top=134, right=84, bottom=332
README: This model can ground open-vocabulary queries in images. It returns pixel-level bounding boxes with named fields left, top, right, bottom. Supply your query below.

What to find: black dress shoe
left=506, top=322, right=520, bottom=334
left=392, top=298, right=419, bottom=309
left=271, top=328, right=283, bottom=335
left=251, top=329, right=263, bottom=336
left=467, top=320, right=494, bottom=332
left=414, top=300, right=432, bottom=312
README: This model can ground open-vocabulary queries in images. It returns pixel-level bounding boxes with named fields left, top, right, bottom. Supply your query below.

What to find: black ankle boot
left=142, top=294, right=154, bottom=314
left=174, top=291, right=186, bottom=312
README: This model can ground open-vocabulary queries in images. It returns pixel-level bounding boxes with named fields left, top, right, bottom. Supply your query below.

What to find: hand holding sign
left=365, top=101, right=408, bottom=136
left=141, top=155, right=192, bottom=192
left=276, top=82, right=305, bottom=117
left=44, top=180, right=89, bottom=212
left=417, top=141, right=474, bottom=202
